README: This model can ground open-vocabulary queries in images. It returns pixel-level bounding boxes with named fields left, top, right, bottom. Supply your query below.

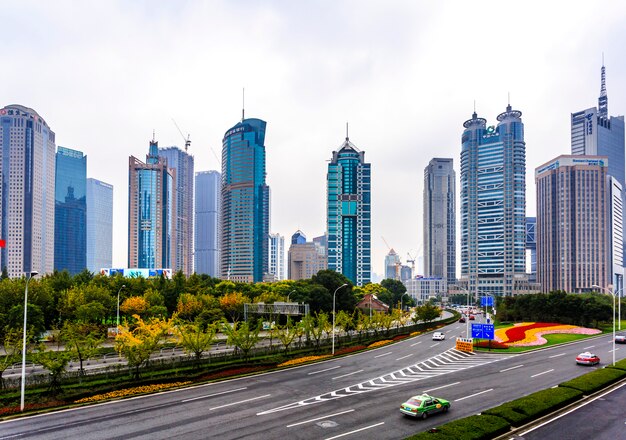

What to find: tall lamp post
left=400, top=292, right=410, bottom=313
left=116, top=285, right=126, bottom=334
left=592, top=284, right=616, bottom=366
left=332, top=283, right=348, bottom=355
left=20, top=270, right=38, bottom=412
left=287, top=290, right=296, bottom=302
left=459, top=286, right=471, bottom=338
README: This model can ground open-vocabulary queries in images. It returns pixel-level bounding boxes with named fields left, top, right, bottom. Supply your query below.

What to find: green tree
left=176, top=320, right=217, bottom=363
left=221, top=320, right=261, bottom=361
left=0, top=328, right=25, bottom=389
left=62, top=322, right=103, bottom=377
left=276, top=317, right=298, bottom=353
left=33, top=344, right=71, bottom=395
left=414, top=303, right=441, bottom=325
left=380, top=279, right=408, bottom=309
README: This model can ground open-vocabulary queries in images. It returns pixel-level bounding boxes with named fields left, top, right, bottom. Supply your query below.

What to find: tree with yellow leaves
left=120, top=296, right=149, bottom=317
left=115, top=315, right=172, bottom=379
left=219, top=291, right=250, bottom=322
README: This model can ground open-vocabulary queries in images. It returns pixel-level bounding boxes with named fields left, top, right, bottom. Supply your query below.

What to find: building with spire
left=327, top=130, right=371, bottom=286
left=460, top=104, right=530, bottom=296
left=0, top=105, right=56, bottom=278
left=220, top=112, right=270, bottom=283
left=128, top=137, right=176, bottom=269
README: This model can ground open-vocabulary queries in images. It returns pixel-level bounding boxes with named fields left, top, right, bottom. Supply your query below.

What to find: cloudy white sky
left=2, top=1, right=626, bottom=279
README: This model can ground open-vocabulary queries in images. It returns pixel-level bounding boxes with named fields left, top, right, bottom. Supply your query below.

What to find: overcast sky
left=2, top=1, right=626, bottom=279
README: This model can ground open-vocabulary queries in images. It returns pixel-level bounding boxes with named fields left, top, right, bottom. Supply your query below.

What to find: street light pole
left=459, top=287, right=470, bottom=338
left=287, top=290, right=296, bottom=302
left=592, top=284, right=616, bottom=366
left=116, top=285, right=126, bottom=334
left=20, top=270, right=38, bottom=412
left=400, top=292, right=410, bottom=313
left=332, top=283, right=348, bottom=355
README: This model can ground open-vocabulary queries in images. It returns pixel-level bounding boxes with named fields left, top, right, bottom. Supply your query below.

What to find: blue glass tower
left=220, top=118, right=270, bottom=282
left=54, top=147, right=87, bottom=274
left=327, top=134, right=371, bottom=286
left=195, top=170, right=220, bottom=277
left=128, top=138, right=175, bottom=269
left=86, top=178, right=113, bottom=272
left=461, top=105, right=527, bottom=296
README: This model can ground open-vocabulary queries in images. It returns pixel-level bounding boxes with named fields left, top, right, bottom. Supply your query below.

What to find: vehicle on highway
left=469, top=315, right=476, bottom=320
left=615, top=334, right=626, bottom=344
left=458, top=316, right=466, bottom=323
left=576, top=352, right=600, bottom=365
left=432, top=332, right=445, bottom=341
left=400, top=393, right=450, bottom=419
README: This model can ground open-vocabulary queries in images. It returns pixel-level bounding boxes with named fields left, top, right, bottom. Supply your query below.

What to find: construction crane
left=171, top=118, right=191, bottom=152
left=406, top=252, right=416, bottom=278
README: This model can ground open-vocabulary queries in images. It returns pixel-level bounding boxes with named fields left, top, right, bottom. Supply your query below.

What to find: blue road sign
left=471, top=323, right=495, bottom=340
left=481, top=296, right=494, bottom=307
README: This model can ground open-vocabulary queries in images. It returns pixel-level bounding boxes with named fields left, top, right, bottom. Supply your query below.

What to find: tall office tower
left=384, top=248, right=401, bottom=280
left=220, top=117, right=270, bottom=282
left=159, top=146, right=194, bottom=276
left=327, top=133, right=371, bottom=286
left=608, top=177, right=624, bottom=293
left=460, top=105, right=528, bottom=296
left=0, top=105, right=55, bottom=278
left=86, top=178, right=113, bottom=272
left=269, top=233, right=285, bottom=280
left=194, top=170, right=220, bottom=277
left=288, top=230, right=327, bottom=280
left=400, top=265, right=412, bottom=282
left=423, top=158, right=456, bottom=285
left=128, top=138, right=176, bottom=269
left=526, top=217, right=537, bottom=283
left=536, top=156, right=615, bottom=293
left=54, top=147, right=87, bottom=274
left=571, top=63, right=626, bottom=265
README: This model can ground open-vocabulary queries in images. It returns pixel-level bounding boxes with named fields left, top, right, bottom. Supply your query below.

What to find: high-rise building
left=384, top=248, right=401, bottom=280
left=0, top=105, right=55, bottom=278
left=536, top=155, right=616, bottom=293
left=128, top=138, right=175, bottom=269
left=288, top=230, right=327, bottom=281
left=327, top=133, right=371, bottom=286
left=423, top=158, right=456, bottom=286
left=159, top=146, right=194, bottom=276
left=54, top=147, right=86, bottom=274
left=194, top=170, right=220, bottom=277
left=269, top=232, right=285, bottom=280
left=526, top=217, right=537, bottom=283
left=86, top=178, right=113, bottom=273
left=220, top=117, right=270, bottom=282
left=460, top=105, right=528, bottom=296
left=608, top=177, right=624, bottom=293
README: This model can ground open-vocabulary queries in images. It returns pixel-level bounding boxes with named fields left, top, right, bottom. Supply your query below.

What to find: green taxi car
left=400, top=393, right=450, bottom=419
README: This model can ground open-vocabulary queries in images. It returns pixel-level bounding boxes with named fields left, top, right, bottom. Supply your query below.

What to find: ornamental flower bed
left=278, top=355, right=330, bottom=367
left=392, top=334, right=410, bottom=341
left=200, top=366, right=270, bottom=381
left=74, top=382, right=192, bottom=403
left=333, top=345, right=367, bottom=356
left=474, top=340, right=509, bottom=349
left=367, top=340, right=392, bottom=348
left=0, top=401, right=65, bottom=417
left=495, top=322, right=601, bottom=347
left=410, top=331, right=421, bottom=337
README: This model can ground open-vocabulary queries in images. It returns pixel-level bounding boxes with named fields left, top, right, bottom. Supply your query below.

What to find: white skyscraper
left=269, top=233, right=285, bottom=280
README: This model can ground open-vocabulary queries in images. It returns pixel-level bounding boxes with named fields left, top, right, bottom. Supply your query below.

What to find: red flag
left=0, top=239, right=5, bottom=248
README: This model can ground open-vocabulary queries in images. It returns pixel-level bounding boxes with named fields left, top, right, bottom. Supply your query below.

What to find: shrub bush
left=404, top=414, right=510, bottom=440
left=559, top=367, right=626, bottom=394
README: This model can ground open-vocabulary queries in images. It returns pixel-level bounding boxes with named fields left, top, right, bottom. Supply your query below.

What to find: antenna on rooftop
left=242, top=87, right=245, bottom=122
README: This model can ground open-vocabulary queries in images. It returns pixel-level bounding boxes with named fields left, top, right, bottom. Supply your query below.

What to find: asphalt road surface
left=0, top=323, right=623, bottom=440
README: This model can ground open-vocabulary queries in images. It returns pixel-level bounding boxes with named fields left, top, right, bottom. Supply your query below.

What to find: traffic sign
left=481, top=296, right=494, bottom=307
left=471, top=323, right=495, bottom=340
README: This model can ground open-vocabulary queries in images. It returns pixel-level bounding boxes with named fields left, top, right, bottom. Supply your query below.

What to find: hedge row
left=405, top=365, right=626, bottom=439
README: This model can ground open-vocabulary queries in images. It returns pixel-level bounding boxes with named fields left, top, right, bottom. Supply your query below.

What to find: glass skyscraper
left=194, top=170, right=220, bottom=277
left=0, top=105, right=56, bottom=278
left=54, top=147, right=87, bottom=274
left=460, top=105, right=528, bottom=296
left=128, top=138, right=175, bottom=269
left=159, top=146, right=194, bottom=276
left=268, top=232, right=285, bottom=280
left=220, top=118, right=270, bottom=283
left=423, top=158, right=456, bottom=286
left=327, top=134, right=371, bottom=286
left=86, top=178, right=113, bottom=273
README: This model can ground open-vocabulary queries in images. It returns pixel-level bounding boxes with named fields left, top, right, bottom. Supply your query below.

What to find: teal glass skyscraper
left=327, top=134, right=371, bottom=286
left=54, top=146, right=87, bottom=274
left=460, top=105, right=528, bottom=296
left=220, top=117, right=270, bottom=282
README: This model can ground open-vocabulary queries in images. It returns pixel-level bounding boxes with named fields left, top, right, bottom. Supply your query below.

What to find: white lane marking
left=308, top=365, right=341, bottom=375
left=286, top=409, right=355, bottom=427
left=423, top=382, right=461, bottom=393
left=0, top=434, right=24, bottom=439
left=410, top=341, right=422, bottom=347
left=324, top=422, right=385, bottom=440
left=500, top=364, right=524, bottom=373
left=429, top=343, right=440, bottom=348
left=519, top=382, right=626, bottom=435
left=609, top=348, right=619, bottom=353
left=531, top=369, right=554, bottom=378
left=548, top=353, right=566, bottom=359
left=455, top=388, right=493, bottom=402
left=396, top=354, right=414, bottom=361
left=583, top=345, right=595, bottom=349
left=445, top=329, right=453, bottom=333
left=182, top=387, right=247, bottom=402
left=333, top=370, right=364, bottom=380
left=210, top=394, right=271, bottom=410
left=374, top=352, right=392, bottom=358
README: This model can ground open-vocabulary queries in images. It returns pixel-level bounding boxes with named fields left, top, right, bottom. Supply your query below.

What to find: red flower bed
left=392, top=334, right=410, bottom=341
left=474, top=340, right=509, bottom=349
left=503, top=323, right=561, bottom=343
left=333, top=345, right=367, bottom=356
left=0, top=401, right=65, bottom=416
left=200, top=366, right=269, bottom=381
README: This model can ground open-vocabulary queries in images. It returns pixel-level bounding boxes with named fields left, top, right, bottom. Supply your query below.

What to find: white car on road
left=432, top=332, right=445, bottom=341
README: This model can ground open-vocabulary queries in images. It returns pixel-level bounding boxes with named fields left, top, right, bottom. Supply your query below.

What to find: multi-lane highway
left=0, top=322, right=623, bottom=440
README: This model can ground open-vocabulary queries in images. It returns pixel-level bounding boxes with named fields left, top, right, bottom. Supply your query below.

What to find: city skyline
left=1, top=2, right=625, bottom=277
